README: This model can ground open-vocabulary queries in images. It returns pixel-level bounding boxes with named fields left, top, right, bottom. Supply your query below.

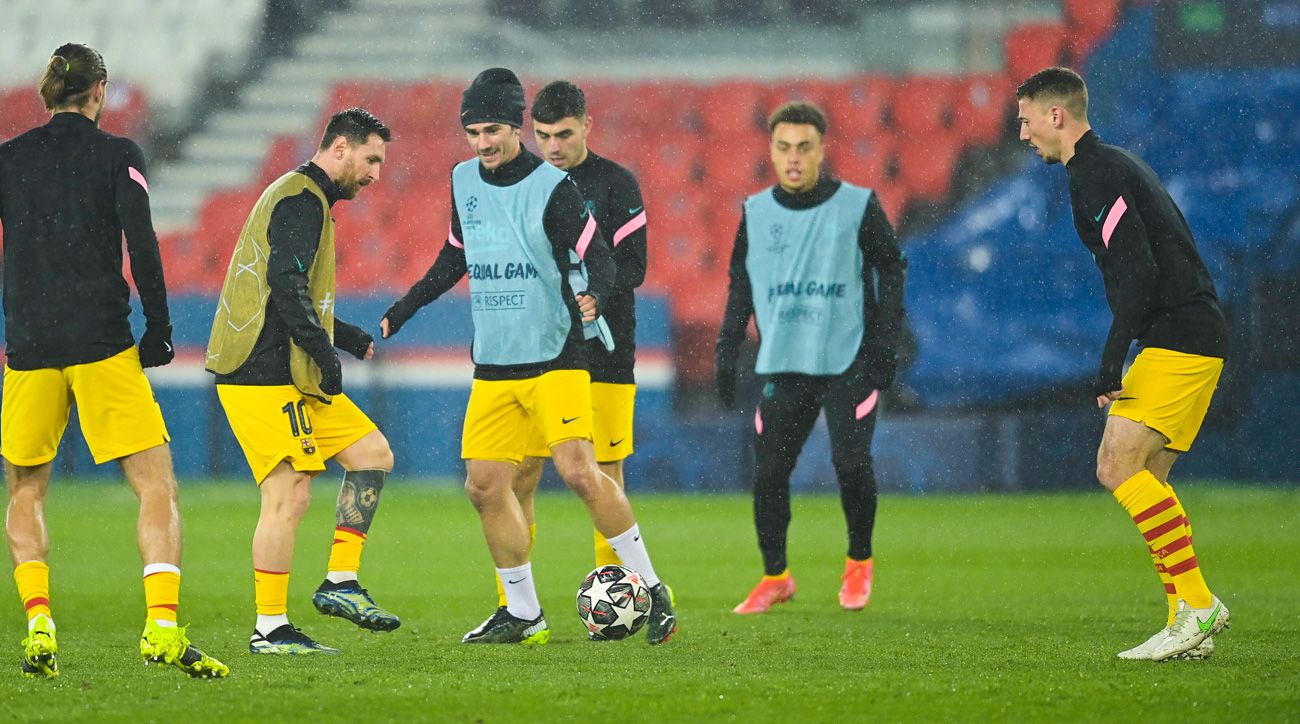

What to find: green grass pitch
left=1, top=480, right=1297, bottom=722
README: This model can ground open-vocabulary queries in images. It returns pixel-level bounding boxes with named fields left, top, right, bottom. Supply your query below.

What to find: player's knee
left=560, top=465, right=601, bottom=501
left=463, top=475, right=499, bottom=510
left=1095, top=449, right=1133, bottom=489
left=287, top=483, right=313, bottom=521
left=357, top=432, right=395, bottom=471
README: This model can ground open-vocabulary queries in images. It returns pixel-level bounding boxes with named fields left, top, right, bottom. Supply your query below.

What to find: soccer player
left=381, top=68, right=676, bottom=645
left=486, top=80, right=650, bottom=612
left=0, top=44, right=227, bottom=679
left=206, top=108, right=400, bottom=654
left=716, top=102, right=906, bottom=615
left=1016, top=67, right=1230, bottom=661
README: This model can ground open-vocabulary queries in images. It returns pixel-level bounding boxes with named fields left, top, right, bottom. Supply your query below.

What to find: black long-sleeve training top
left=565, top=149, right=647, bottom=384
left=215, top=162, right=371, bottom=385
left=1066, top=130, right=1227, bottom=394
left=717, top=175, right=907, bottom=376
left=389, top=147, right=616, bottom=381
left=0, top=112, right=168, bottom=370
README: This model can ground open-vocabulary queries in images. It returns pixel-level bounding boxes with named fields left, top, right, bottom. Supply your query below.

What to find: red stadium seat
left=764, top=79, right=838, bottom=120
left=890, top=76, right=957, bottom=138
left=1064, top=0, right=1122, bottom=56
left=824, top=75, right=892, bottom=140
left=833, top=132, right=896, bottom=186
left=195, top=188, right=261, bottom=291
left=699, top=128, right=769, bottom=194
left=260, top=135, right=306, bottom=184
left=699, top=80, right=769, bottom=135
left=896, top=132, right=964, bottom=202
left=951, top=74, right=1013, bottom=146
left=869, top=180, right=911, bottom=227
left=1004, top=22, right=1071, bottom=84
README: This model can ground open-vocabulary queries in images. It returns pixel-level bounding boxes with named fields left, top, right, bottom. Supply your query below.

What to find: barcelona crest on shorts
left=301, top=438, right=316, bottom=455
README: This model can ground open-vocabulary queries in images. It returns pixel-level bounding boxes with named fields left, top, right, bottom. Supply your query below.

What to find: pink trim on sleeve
left=754, top=407, right=764, bottom=435
left=448, top=223, right=463, bottom=249
left=128, top=166, right=149, bottom=193
left=855, top=390, right=879, bottom=420
left=575, top=215, right=598, bottom=259
left=612, top=210, right=647, bottom=248
left=1101, top=196, right=1128, bottom=248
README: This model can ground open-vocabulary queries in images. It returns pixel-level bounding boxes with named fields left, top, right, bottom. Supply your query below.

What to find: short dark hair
left=318, top=107, right=392, bottom=150
left=767, top=101, right=828, bottom=136
left=1015, top=66, right=1088, bottom=121
left=531, top=80, right=586, bottom=124
left=39, top=43, right=107, bottom=111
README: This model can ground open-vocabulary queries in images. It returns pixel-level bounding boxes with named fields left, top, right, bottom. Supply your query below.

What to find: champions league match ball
left=576, top=565, right=651, bottom=640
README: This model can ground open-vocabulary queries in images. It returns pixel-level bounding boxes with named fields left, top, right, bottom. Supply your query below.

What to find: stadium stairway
left=148, top=0, right=487, bottom=232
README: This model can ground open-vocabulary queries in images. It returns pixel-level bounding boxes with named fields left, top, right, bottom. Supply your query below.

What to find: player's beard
left=340, top=176, right=364, bottom=199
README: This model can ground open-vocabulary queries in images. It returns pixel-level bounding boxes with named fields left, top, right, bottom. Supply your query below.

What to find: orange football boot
left=839, top=558, right=874, bottom=610
left=732, top=572, right=796, bottom=614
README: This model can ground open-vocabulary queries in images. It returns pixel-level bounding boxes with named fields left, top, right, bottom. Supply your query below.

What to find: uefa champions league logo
left=767, top=223, right=788, bottom=255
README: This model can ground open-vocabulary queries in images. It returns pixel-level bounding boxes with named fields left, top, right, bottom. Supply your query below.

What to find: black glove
left=138, top=323, right=175, bottom=368
left=382, top=298, right=417, bottom=338
left=715, top=349, right=738, bottom=409
left=334, top=320, right=373, bottom=360
left=862, top=346, right=897, bottom=391
left=318, top=351, right=343, bottom=396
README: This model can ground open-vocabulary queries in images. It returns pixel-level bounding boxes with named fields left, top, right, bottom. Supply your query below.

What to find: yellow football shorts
left=216, top=384, right=377, bottom=484
left=525, top=382, right=635, bottom=463
left=1, top=347, right=170, bottom=466
left=462, top=369, right=593, bottom=463
left=1109, top=347, right=1224, bottom=452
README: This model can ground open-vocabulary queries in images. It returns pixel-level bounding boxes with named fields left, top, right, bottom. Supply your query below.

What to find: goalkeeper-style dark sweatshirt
left=565, top=149, right=647, bottom=385
left=0, top=112, right=168, bottom=369
left=1065, top=130, right=1227, bottom=395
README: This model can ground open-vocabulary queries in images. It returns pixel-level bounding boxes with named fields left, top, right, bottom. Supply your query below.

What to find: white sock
left=142, top=563, right=181, bottom=576
left=28, top=614, right=55, bottom=633
left=606, top=524, right=661, bottom=587
left=256, top=613, right=290, bottom=635
left=326, top=571, right=358, bottom=584
left=152, top=619, right=178, bottom=628
left=496, top=563, right=542, bottom=621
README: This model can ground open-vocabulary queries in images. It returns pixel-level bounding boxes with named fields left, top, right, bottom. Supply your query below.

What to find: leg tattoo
left=336, top=469, right=387, bottom=535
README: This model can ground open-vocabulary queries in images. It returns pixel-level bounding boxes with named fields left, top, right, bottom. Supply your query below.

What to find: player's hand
left=382, top=299, right=415, bottom=339
left=138, top=323, right=175, bottom=368
left=319, top=353, right=343, bottom=396
left=575, top=292, right=598, bottom=323
left=334, top=323, right=373, bottom=360
left=1096, top=389, right=1122, bottom=408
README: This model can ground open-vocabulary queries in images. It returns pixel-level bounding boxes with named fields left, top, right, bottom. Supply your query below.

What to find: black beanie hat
left=460, top=68, right=525, bottom=128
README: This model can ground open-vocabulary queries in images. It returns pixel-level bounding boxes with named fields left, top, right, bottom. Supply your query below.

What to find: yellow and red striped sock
left=1148, top=552, right=1179, bottom=625
left=142, top=563, right=180, bottom=624
left=1114, top=471, right=1213, bottom=608
left=594, top=528, right=622, bottom=568
left=254, top=569, right=290, bottom=616
left=14, top=561, right=51, bottom=622
left=496, top=524, right=537, bottom=608
left=327, top=527, right=367, bottom=575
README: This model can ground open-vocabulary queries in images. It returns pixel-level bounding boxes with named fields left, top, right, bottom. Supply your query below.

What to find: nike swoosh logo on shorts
left=562, top=416, right=580, bottom=424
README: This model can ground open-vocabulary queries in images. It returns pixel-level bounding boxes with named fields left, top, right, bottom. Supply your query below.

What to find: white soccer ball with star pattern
left=576, top=565, right=652, bottom=640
